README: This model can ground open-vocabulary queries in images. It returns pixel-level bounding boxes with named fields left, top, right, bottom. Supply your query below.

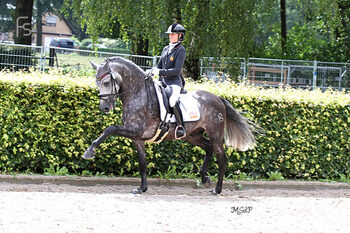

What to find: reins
left=98, top=70, right=156, bottom=114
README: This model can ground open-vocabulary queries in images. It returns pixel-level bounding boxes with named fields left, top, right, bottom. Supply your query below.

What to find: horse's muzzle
left=99, top=100, right=114, bottom=113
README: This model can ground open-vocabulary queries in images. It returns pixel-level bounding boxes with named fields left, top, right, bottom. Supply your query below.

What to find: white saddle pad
left=153, top=82, right=201, bottom=123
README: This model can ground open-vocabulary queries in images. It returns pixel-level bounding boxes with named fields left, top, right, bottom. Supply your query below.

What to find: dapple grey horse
left=84, top=57, right=256, bottom=195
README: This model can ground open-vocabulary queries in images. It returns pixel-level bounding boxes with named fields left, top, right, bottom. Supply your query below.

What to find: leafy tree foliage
left=66, top=0, right=257, bottom=80
left=0, top=0, right=16, bottom=33
left=64, top=0, right=350, bottom=78
left=255, top=0, right=350, bottom=62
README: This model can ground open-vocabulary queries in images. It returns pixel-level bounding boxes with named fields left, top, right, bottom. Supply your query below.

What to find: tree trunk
left=132, top=35, right=148, bottom=55
left=184, top=35, right=200, bottom=80
left=183, top=0, right=209, bottom=80
left=131, top=36, right=149, bottom=68
left=14, top=0, right=34, bottom=45
left=36, top=0, right=43, bottom=46
left=280, top=0, right=287, bottom=56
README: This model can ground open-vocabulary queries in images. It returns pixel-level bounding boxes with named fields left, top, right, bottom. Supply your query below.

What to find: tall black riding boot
left=172, top=102, right=186, bottom=139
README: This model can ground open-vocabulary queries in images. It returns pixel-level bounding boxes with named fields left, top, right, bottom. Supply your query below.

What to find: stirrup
left=175, top=125, right=186, bottom=139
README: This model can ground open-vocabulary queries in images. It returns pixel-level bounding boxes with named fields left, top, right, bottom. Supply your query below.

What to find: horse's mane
left=107, top=56, right=145, bottom=76
left=107, top=56, right=157, bottom=113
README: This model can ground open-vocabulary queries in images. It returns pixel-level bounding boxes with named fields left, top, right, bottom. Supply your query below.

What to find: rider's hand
left=151, top=68, right=160, bottom=75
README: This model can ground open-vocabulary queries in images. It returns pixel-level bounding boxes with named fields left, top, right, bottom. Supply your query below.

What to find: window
left=45, top=15, right=57, bottom=26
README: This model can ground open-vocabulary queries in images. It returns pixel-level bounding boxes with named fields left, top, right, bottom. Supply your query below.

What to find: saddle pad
left=153, top=82, right=201, bottom=123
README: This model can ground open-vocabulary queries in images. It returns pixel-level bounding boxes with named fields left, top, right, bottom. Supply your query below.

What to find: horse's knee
left=105, top=125, right=118, bottom=135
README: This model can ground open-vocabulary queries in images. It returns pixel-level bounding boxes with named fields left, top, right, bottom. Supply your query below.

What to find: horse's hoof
left=210, top=189, right=218, bottom=195
left=203, top=176, right=211, bottom=188
left=210, top=188, right=222, bottom=195
left=132, top=189, right=142, bottom=195
left=131, top=188, right=144, bottom=195
left=82, top=149, right=96, bottom=160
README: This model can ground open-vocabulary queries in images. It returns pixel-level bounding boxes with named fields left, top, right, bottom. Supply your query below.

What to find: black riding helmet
left=165, top=23, right=186, bottom=41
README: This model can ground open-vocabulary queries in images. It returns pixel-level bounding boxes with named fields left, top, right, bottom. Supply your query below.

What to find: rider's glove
left=151, top=68, right=160, bottom=75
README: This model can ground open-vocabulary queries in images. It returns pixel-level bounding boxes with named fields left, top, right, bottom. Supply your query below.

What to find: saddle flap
left=154, top=82, right=200, bottom=123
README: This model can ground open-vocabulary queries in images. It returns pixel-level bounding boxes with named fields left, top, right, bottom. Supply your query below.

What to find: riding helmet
left=165, top=23, right=186, bottom=41
left=165, top=23, right=186, bottom=34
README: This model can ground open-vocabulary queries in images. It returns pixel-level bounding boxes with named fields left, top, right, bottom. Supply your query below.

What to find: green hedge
left=0, top=70, right=349, bottom=179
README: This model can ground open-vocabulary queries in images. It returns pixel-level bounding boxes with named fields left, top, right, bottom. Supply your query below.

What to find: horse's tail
left=220, top=97, right=257, bottom=151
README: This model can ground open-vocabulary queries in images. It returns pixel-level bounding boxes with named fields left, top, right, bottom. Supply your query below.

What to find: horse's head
left=90, top=60, right=122, bottom=113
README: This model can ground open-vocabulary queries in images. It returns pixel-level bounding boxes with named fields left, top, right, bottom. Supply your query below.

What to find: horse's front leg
left=83, top=125, right=118, bottom=159
left=132, top=141, right=148, bottom=194
left=83, top=125, right=140, bottom=160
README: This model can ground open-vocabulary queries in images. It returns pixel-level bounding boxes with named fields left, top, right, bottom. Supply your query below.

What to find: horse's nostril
left=104, top=107, right=109, bottom=112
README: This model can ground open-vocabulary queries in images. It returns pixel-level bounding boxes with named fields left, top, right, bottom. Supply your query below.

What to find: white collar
left=168, top=41, right=181, bottom=52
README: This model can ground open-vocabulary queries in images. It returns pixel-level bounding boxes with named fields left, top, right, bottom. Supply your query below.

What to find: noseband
left=98, top=72, right=120, bottom=104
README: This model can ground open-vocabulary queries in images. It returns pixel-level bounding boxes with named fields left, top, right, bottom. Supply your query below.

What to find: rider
left=151, top=23, right=186, bottom=139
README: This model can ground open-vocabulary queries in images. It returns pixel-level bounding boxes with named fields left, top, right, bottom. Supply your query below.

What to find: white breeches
left=169, top=85, right=181, bottom=107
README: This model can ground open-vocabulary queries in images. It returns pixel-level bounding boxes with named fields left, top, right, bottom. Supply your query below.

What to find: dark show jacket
left=157, top=42, right=186, bottom=87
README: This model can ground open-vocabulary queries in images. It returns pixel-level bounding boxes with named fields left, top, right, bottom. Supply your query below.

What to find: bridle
left=97, top=71, right=120, bottom=104
left=97, top=70, right=153, bottom=104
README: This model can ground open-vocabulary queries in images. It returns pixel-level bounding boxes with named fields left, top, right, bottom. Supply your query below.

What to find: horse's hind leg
left=132, top=141, right=148, bottom=194
left=186, top=131, right=213, bottom=188
left=211, top=139, right=228, bottom=195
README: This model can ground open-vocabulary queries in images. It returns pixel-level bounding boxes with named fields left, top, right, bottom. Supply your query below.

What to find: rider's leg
left=169, top=85, right=186, bottom=139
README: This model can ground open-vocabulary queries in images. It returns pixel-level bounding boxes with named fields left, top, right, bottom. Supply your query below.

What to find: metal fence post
left=39, top=46, right=43, bottom=72
left=243, top=58, right=247, bottom=81
left=42, top=46, right=46, bottom=71
left=313, top=60, right=317, bottom=89
left=281, top=60, right=284, bottom=84
left=153, top=56, right=157, bottom=67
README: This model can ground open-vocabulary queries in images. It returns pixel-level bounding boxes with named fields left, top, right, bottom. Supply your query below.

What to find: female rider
left=151, top=23, right=186, bottom=139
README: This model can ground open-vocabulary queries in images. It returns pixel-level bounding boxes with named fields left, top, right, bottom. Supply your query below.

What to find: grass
left=339, top=174, right=350, bottom=183
left=54, top=52, right=105, bottom=69
left=267, top=171, right=285, bottom=181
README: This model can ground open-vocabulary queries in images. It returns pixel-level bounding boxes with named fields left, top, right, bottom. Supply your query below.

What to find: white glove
left=151, top=68, right=160, bottom=75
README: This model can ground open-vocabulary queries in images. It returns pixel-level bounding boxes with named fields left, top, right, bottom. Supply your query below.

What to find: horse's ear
left=90, top=61, right=98, bottom=70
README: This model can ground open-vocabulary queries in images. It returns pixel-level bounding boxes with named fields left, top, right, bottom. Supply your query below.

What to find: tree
left=13, top=0, right=34, bottom=45
left=335, top=0, right=350, bottom=62
left=0, top=0, right=16, bottom=34
left=67, top=0, right=257, bottom=80
left=280, top=0, right=287, bottom=56
left=253, top=0, right=349, bottom=62
left=34, top=0, right=64, bottom=46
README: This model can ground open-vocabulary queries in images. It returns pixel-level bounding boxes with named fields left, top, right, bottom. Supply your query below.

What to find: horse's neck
left=114, top=65, right=147, bottom=104
left=110, top=62, right=144, bottom=93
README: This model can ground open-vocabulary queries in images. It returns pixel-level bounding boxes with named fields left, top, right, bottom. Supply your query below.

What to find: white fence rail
left=1, top=43, right=349, bottom=90
left=201, top=57, right=350, bottom=91
left=0, top=43, right=160, bottom=72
